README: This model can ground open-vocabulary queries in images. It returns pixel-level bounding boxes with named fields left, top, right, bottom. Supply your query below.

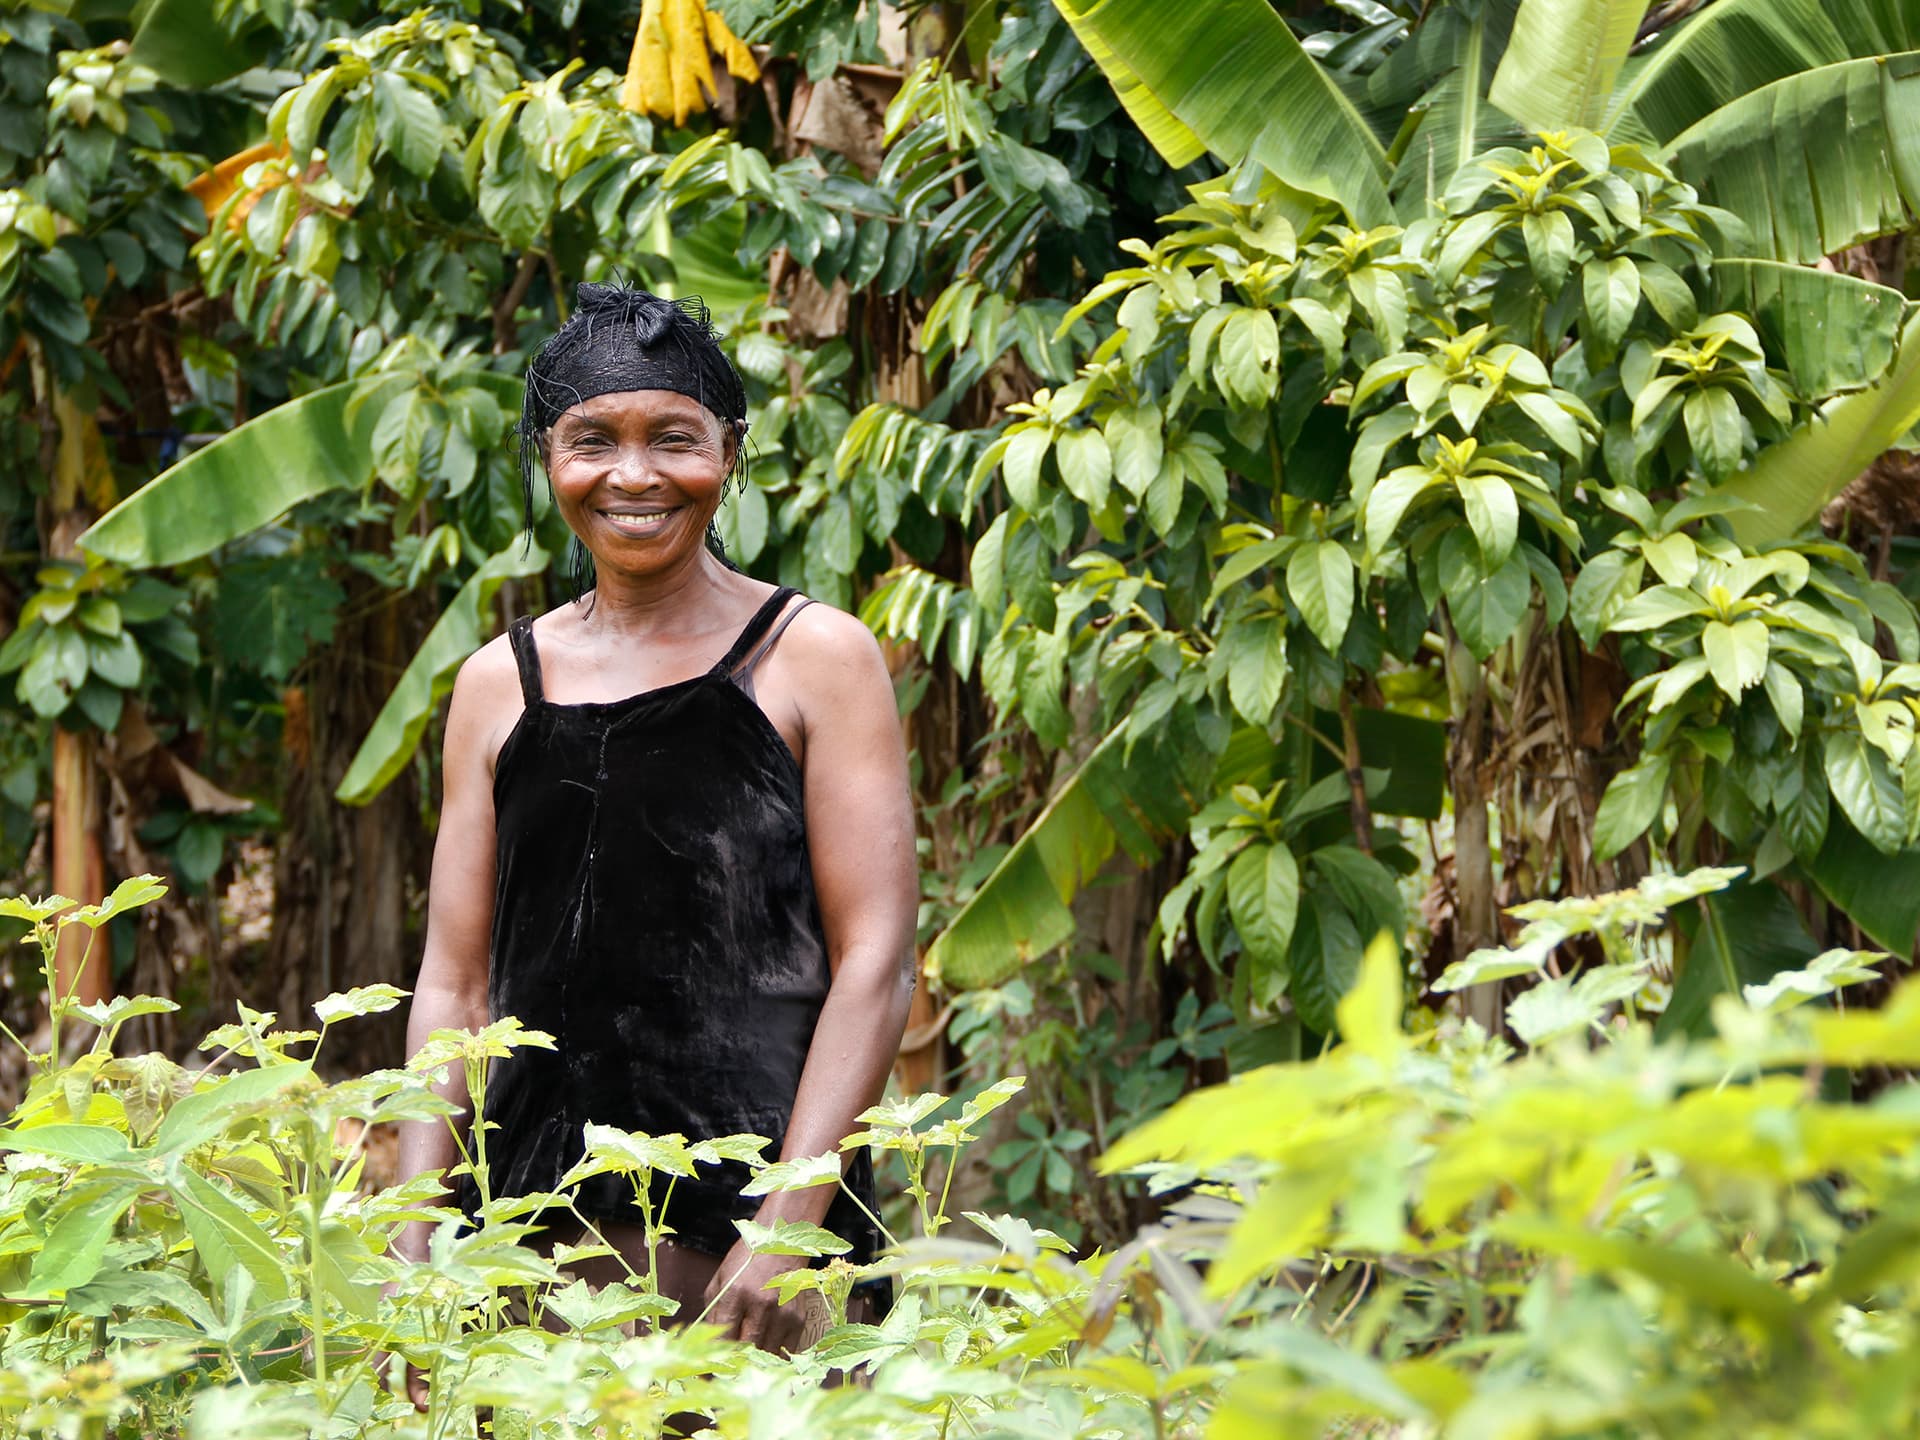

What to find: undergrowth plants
left=2, top=871, right=1920, bottom=1438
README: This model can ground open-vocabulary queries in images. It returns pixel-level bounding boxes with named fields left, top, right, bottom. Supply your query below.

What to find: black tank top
left=452, top=586, right=885, bottom=1273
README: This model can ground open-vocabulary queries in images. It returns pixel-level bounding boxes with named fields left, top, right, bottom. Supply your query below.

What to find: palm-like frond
left=1663, top=53, right=1920, bottom=264
left=1488, top=0, right=1647, bottom=133
left=926, top=720, right=1210, bottom=990
left=1719, top=313, right=1920, bottom=546
left=1053, top=0, right=1394, bottom=225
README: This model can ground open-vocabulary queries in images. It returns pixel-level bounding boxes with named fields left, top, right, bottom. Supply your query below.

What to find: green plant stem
left=0, top=1013, right=31, bottom=1060
left=933, top=1141, right=959, bottom=1232
left=837, top=1172, right=899, bottom=1250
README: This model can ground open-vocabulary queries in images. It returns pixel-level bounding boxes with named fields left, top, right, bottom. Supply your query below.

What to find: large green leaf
left=1605, top=0, right=1864, bottom=142
left=82, top=371, right=527, bottom=570
left=1054, top=0, right=1393, bottom=225
left=79, top=382, right=377, bottom=568
left=1389, top=24, right=1523, bottom=220
left=334, top=542, right=551, bottom=806
left=1662, top=53, right=1920, bottom=264
left=128, top=0, right=262, bottom=88
left=1489, top=0, right=1648, bottom=133
left=926, top=719, right=1208, bottom=990
left=1804, top=813, right=1920, bottom=955
left=1712, top=260, right=1909, bottom=396
left=1718, top=313, right=1920, bottom=545
left=1658, top=875, right=1821, bottom=1038
left=668, top=206, right=767, bottom=319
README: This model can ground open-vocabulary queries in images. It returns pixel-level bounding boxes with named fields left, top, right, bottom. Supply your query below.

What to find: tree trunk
left=1448, top=636, right=1501, bottom=1031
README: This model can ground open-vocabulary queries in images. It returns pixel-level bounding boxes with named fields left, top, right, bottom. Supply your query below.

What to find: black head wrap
left=518, top=283, right=750, bottom=586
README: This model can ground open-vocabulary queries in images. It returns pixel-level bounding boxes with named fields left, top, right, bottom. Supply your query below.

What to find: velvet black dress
left=450, top=586, right=886, bottom=1288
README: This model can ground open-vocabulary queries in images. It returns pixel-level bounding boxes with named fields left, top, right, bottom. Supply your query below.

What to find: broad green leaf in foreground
left=1488, top=0, right=1646, bottom=134
left=335, top=542, right=550, bottom=805
left=78, top=382, right=377, bottom=569
left=1718, top=313, right=1920, bottom=546
left=1054, top=0, right=1393, bottom=225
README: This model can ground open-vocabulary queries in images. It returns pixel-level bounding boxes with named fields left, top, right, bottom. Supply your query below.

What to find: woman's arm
left=392, top=645, right=514, bottom=1263
left=705, top=605, right=918, bottom=1349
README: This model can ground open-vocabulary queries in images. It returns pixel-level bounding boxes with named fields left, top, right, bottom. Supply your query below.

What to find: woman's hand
left=702, top=1241, right=813, bottom=1354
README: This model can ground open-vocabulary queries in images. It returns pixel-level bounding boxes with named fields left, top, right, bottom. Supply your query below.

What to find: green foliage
left=947, top=109, right=1920, bottom=1008
left=5, top=873, right=1920, bottom=1438
left=0, top=561, right=193, bottom=732
left=1110, top=871, right=1920, bottom=1437
left=1054, top=0, right=1394, bottom=224
left=4, top=14, right=1920, bottom=1430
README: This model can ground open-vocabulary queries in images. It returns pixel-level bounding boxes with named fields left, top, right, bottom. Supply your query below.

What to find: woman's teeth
left=601, top=508, right=676, bottom=537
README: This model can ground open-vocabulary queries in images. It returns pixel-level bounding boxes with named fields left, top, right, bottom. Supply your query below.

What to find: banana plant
left=75, top=364, right=533, bottom=808
left=1057, top=0, right=1920, bottom=526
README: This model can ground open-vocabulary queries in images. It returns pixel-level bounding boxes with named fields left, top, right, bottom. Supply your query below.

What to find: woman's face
left=544, top=389, right=734, bottom=579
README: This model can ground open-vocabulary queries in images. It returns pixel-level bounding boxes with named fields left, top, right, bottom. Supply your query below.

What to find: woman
left=390, top=284, right=918, bottom=1407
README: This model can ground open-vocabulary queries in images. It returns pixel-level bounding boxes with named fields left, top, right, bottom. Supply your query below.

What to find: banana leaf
left=81, top=371, right=527, bottom=569
left=1488, top=0, right=1647, bottom=134
left=1605, top=0, right=1857, bottom=143
left=1361, top=0, right=1515, bottom=136
left=926, top=718, right=1210, bottom=991
left=1719, top=312, right=1920, bottom=546
left=668, top=207, right=767, bottom=318
left=1391, top=52, right=1521, bottom=220
left=1712, top=259, right=1910, bottom=397
left=1663, top=52, right=1920, bottom=265
left=1053, top=0, right=1393, bottom=225
left=334, top=542, right=550, bottom=806
left=79, top=381, right=379, bottom=568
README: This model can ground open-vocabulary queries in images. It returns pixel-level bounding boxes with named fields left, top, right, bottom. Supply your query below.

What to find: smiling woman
left=387, top=284, right=919, bottom=1410
left=516, top=284, right=753, bottom=593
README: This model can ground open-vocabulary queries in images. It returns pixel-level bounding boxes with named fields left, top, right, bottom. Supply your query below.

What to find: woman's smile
left=596, top=502, right=683, bottom=539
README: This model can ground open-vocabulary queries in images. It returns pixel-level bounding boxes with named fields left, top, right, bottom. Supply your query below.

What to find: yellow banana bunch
left=621, top=0, right=760, bottom=127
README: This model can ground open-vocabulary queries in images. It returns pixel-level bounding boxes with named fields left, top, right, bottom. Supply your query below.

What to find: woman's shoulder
left=455, top=626, right=526, bottom=699
left=447, top=627, right=535, bottom=773
left=771, top=597, right=893, bottom=736
left=780, top=595, right=887, bottom=673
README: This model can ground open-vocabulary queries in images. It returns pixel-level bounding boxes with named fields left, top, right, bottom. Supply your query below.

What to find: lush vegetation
left=3, top=871, right=1919, bottom=1438
left=3, top=0, right=1920, bottom=1431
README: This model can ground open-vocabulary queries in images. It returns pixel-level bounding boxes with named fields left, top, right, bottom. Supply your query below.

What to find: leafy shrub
left=1, top=872, right=1917, bottom=1438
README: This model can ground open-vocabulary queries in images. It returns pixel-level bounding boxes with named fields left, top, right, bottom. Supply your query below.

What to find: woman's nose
left=603, top=443, right=656, bottom=489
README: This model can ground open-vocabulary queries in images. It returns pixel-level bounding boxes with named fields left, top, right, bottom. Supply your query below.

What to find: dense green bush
left=2, top=873, right=1917, bottom=1438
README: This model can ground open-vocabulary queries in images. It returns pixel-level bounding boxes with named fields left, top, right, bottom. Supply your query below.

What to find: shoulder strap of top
left=716, top=587, right=798, bottom=674
left=736, top=596, right=815, bottom=681
left=507, top=616, right=544, bottom=705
